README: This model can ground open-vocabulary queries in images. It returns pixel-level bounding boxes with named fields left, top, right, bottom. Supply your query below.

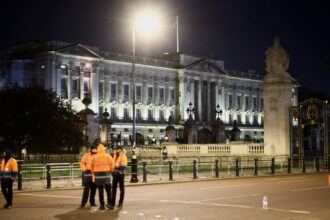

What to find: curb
left=12, top=171, right=329, bottom=194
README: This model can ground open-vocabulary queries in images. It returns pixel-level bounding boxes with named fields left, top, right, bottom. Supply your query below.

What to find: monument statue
left=265, top=37, right=289, bottom=75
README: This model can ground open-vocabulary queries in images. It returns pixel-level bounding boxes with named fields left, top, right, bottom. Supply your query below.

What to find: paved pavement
left=1, top=173, right=330, bottom=220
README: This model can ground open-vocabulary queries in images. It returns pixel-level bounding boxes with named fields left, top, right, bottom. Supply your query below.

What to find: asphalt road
left=1, top=173, right=329, bottom=220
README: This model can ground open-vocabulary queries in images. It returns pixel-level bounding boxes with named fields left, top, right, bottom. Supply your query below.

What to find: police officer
left=111, top=146, right=127, bottom=208
left=92, top=143, right=114, bottom=210
left=79, top=145, right=97, bottom=208
left=1, top=148, right=18, bottom=209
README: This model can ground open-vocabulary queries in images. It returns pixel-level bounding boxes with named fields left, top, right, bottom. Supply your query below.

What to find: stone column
left=79, top=66, right=84, bottom=100
left=207, top=81, right=211, bottom=122
left=177, top=71, right=185, bottom=124
left=154, top=75, right=159, bottom=106
left=66, top=65, right=72, bottom=100
left=91, top=68, right=98, bottom=112
left=261, top=37, right=298, bottom=156
left=104, top=70, right=110, bottom=103
left=142, top=74, right=147, bottom=105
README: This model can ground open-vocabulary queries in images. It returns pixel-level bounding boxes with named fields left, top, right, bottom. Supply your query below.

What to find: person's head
left=90, top=145, right=97, bottom=154
left=115, top=146, right=123, bottom=154
left=3, top=148, right=12, bottom=159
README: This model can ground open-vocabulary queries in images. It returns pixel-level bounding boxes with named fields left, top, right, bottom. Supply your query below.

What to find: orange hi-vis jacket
left=91, top=144, right=114, bottom=185
left=80, top=152, right=94, bottom=183
left=1, top=157, right=18, bottom=182
left=113, top=152, right=127, bottom=174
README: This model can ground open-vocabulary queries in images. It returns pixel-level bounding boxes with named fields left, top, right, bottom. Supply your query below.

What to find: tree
left=0, top=84, right=84, bottom=155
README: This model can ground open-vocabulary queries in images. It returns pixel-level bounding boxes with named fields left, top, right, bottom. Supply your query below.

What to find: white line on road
left=200, top=184, right=253, bottom=190
left=291, top=186, right=330, bottom=192
left=129, top=191, right=167, bottom=195
left=264, top=177, right=307, bottom=181
left=196, top=193, right=262, bottom=202
left=276, top=179, right=315, bottom=184
left=18, top=193, right=81, bottom=199
left=157, top=199, right=310, bottom=214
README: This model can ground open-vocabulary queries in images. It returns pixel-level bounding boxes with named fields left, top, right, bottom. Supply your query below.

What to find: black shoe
left=117, top=203, right=123, bottom=208
left=99, top=205, right=105, bottom=210
left=106, top=204, right=114, bottom=210
left=4, top=205, right=11, bottom=209
left=79, top=204, right=85, bottom=209
left=90, top=203, right=97, bottom=207
left=3, top=204, right=8, bottom=208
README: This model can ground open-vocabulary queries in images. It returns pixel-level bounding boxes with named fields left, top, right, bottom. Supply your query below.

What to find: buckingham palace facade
left=0, top=41, right=266, bottom=144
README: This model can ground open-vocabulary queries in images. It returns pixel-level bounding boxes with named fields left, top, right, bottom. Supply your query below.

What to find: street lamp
left=132, top=12, right=159, bottom=149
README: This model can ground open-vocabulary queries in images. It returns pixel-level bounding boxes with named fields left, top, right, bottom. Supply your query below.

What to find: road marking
left=276, top=179, right=314, bottom=184
left=19, top=193, right=81, bottom=199
left=200, top=184, right=253, bottom=190
left=158, top=199, right=310, bottom=214
left=174, top=217, right=180, bottom=220
left=291, top=186, right=330, bottom=192
left=264, top=177, right=307, bottom=181
left=121, top=211, right=128, bottom=214
left=138, top=213, right=144, bottom=216
left=267, top=208, right=310, bottom=214
left=155, top=214, right=162, bottom=218
left=197, top=193, right=262, bottom=202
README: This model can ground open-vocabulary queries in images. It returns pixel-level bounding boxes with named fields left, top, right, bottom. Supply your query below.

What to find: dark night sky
left=1, top=0, right=330, bottom=94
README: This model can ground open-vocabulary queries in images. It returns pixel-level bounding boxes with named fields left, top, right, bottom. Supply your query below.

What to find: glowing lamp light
left=137, top=13, right=158, bottom=35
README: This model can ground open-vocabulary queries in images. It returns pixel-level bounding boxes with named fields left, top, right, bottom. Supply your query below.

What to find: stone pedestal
left=212, top=118, right=226, bottom=143
left=261, top=37, right=298, bottom=156
left=78, top=96, right=96, bottom=153
left=99, top=110, right=112, bottom=147
left=230, top=120, right=241, bottom=142
left=184, top=115, right=198, bottom=144
left=166, top=124, right=176, bottom=143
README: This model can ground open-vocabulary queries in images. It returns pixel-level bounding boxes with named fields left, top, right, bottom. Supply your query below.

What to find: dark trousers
left=97, top=183, right=111, bottom=206
left=112, top=174, right=125, bottom=206
left=1, top=181, right=13, bottom=206
left=81, top=181, right=96, bottom=205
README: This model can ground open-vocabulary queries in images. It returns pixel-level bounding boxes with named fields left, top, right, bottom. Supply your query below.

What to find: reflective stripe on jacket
left=113, top=153, right=127, bottom=174
left=91, top=144, right=114, bottom=185
left=1, top=158, right=18, bottom=182
left=80, top=152, right=93, bottom=183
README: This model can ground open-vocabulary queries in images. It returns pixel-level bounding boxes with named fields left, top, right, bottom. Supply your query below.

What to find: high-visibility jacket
left=80, top=152, right=93, bottom=183
left=1, top=158, right=18, bottom=183
left=91, top=144, right=114, bottom=185
left=113, top=152, right=127, bottom=174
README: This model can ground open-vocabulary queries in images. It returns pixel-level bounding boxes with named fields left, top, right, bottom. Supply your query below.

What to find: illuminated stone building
left=0, top=41, right=266, bottom=144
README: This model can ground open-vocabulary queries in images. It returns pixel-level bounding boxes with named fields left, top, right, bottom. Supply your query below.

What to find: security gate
left=289, top=98, right=329, bottom=161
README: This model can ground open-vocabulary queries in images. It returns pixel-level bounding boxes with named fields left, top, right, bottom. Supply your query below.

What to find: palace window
left=245, top=96, right=249, bottom=111
left=98, top=106, right=103, bottom=118
left=111, top=107, right=116, bottom=120
left=123, top=84, right=129, bottom=98
left=124, top=108, right=128, bottom=120
left=228, top=114, right=232, bottom=123
left=72, top=79, right=78, bottom=92
left=246, top=115, right=250, bottom=124
left=228, top=94, right=233, bottom=109
left=170, top=89, right=175, bottom=101
left=159, top=88, right=164, bottom=101
left=237, top=95, right=241, bottom=109
left=253, top=114, right=258, bottom=125
left=61, top=78, right=67, bottom=91
left=260, top=98, right=264, bottom=111
left=159, top=109, right=164, bottom=122
left=99, top=82, right=103, bottom=97
left=253, top=97, right=257, bottom=111
left=111, top=83, right=116, bottom=98
left=83, top=80, right=88, bottom=92
left=136, top=109, right=141, bottom=120
left=148, top=109, right=152, bottom=121
left=170, top=110, right=174, bottom=121
left=136, top=86, right=141, bottom=98
left=148, top=87, right=153, bottom=99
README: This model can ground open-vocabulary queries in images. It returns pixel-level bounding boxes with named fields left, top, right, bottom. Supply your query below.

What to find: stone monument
left=261, top=37, right=298, bottom=156
left=212, top=104, right=226, bottom=143
left=184, top=102, right=198, bottom=144
left=99, top=108, right=112, bottom=147
left=165, top=116, right=177, bottom=143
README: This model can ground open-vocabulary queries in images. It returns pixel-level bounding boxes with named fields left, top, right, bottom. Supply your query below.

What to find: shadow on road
left=54, top=207, right=121, bottom=220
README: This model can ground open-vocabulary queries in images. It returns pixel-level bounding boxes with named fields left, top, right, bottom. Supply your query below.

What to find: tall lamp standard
left=132, top=13, right=158, bottom=149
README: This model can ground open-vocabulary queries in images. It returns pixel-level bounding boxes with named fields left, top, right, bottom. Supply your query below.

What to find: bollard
left=316, top=157, right=320, bottom=172
left=288, top=158, right=291, bottom=174
left=254, top=158, right=258, bottom=176
left=169, top=161, right=173, bottom=181
left=271, top=158, right=275, bottom=174
left=130, top=154, right=138, bottom=183
left=215, top=160, right=219, bottom=178
left=303, top=158, right=306, bottom=173
left=17, top=161, right=22, bottom=191
left=143, top=162, right=147, bottom=183
left=46, top=164, right=51, bottom=189
left=236, top=159, right=239, bottom=177
left=193, top=160, right=197, bottom=179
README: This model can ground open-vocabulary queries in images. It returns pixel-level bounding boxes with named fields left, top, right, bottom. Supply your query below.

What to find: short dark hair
left=115, top=146, right=123, bottom=150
